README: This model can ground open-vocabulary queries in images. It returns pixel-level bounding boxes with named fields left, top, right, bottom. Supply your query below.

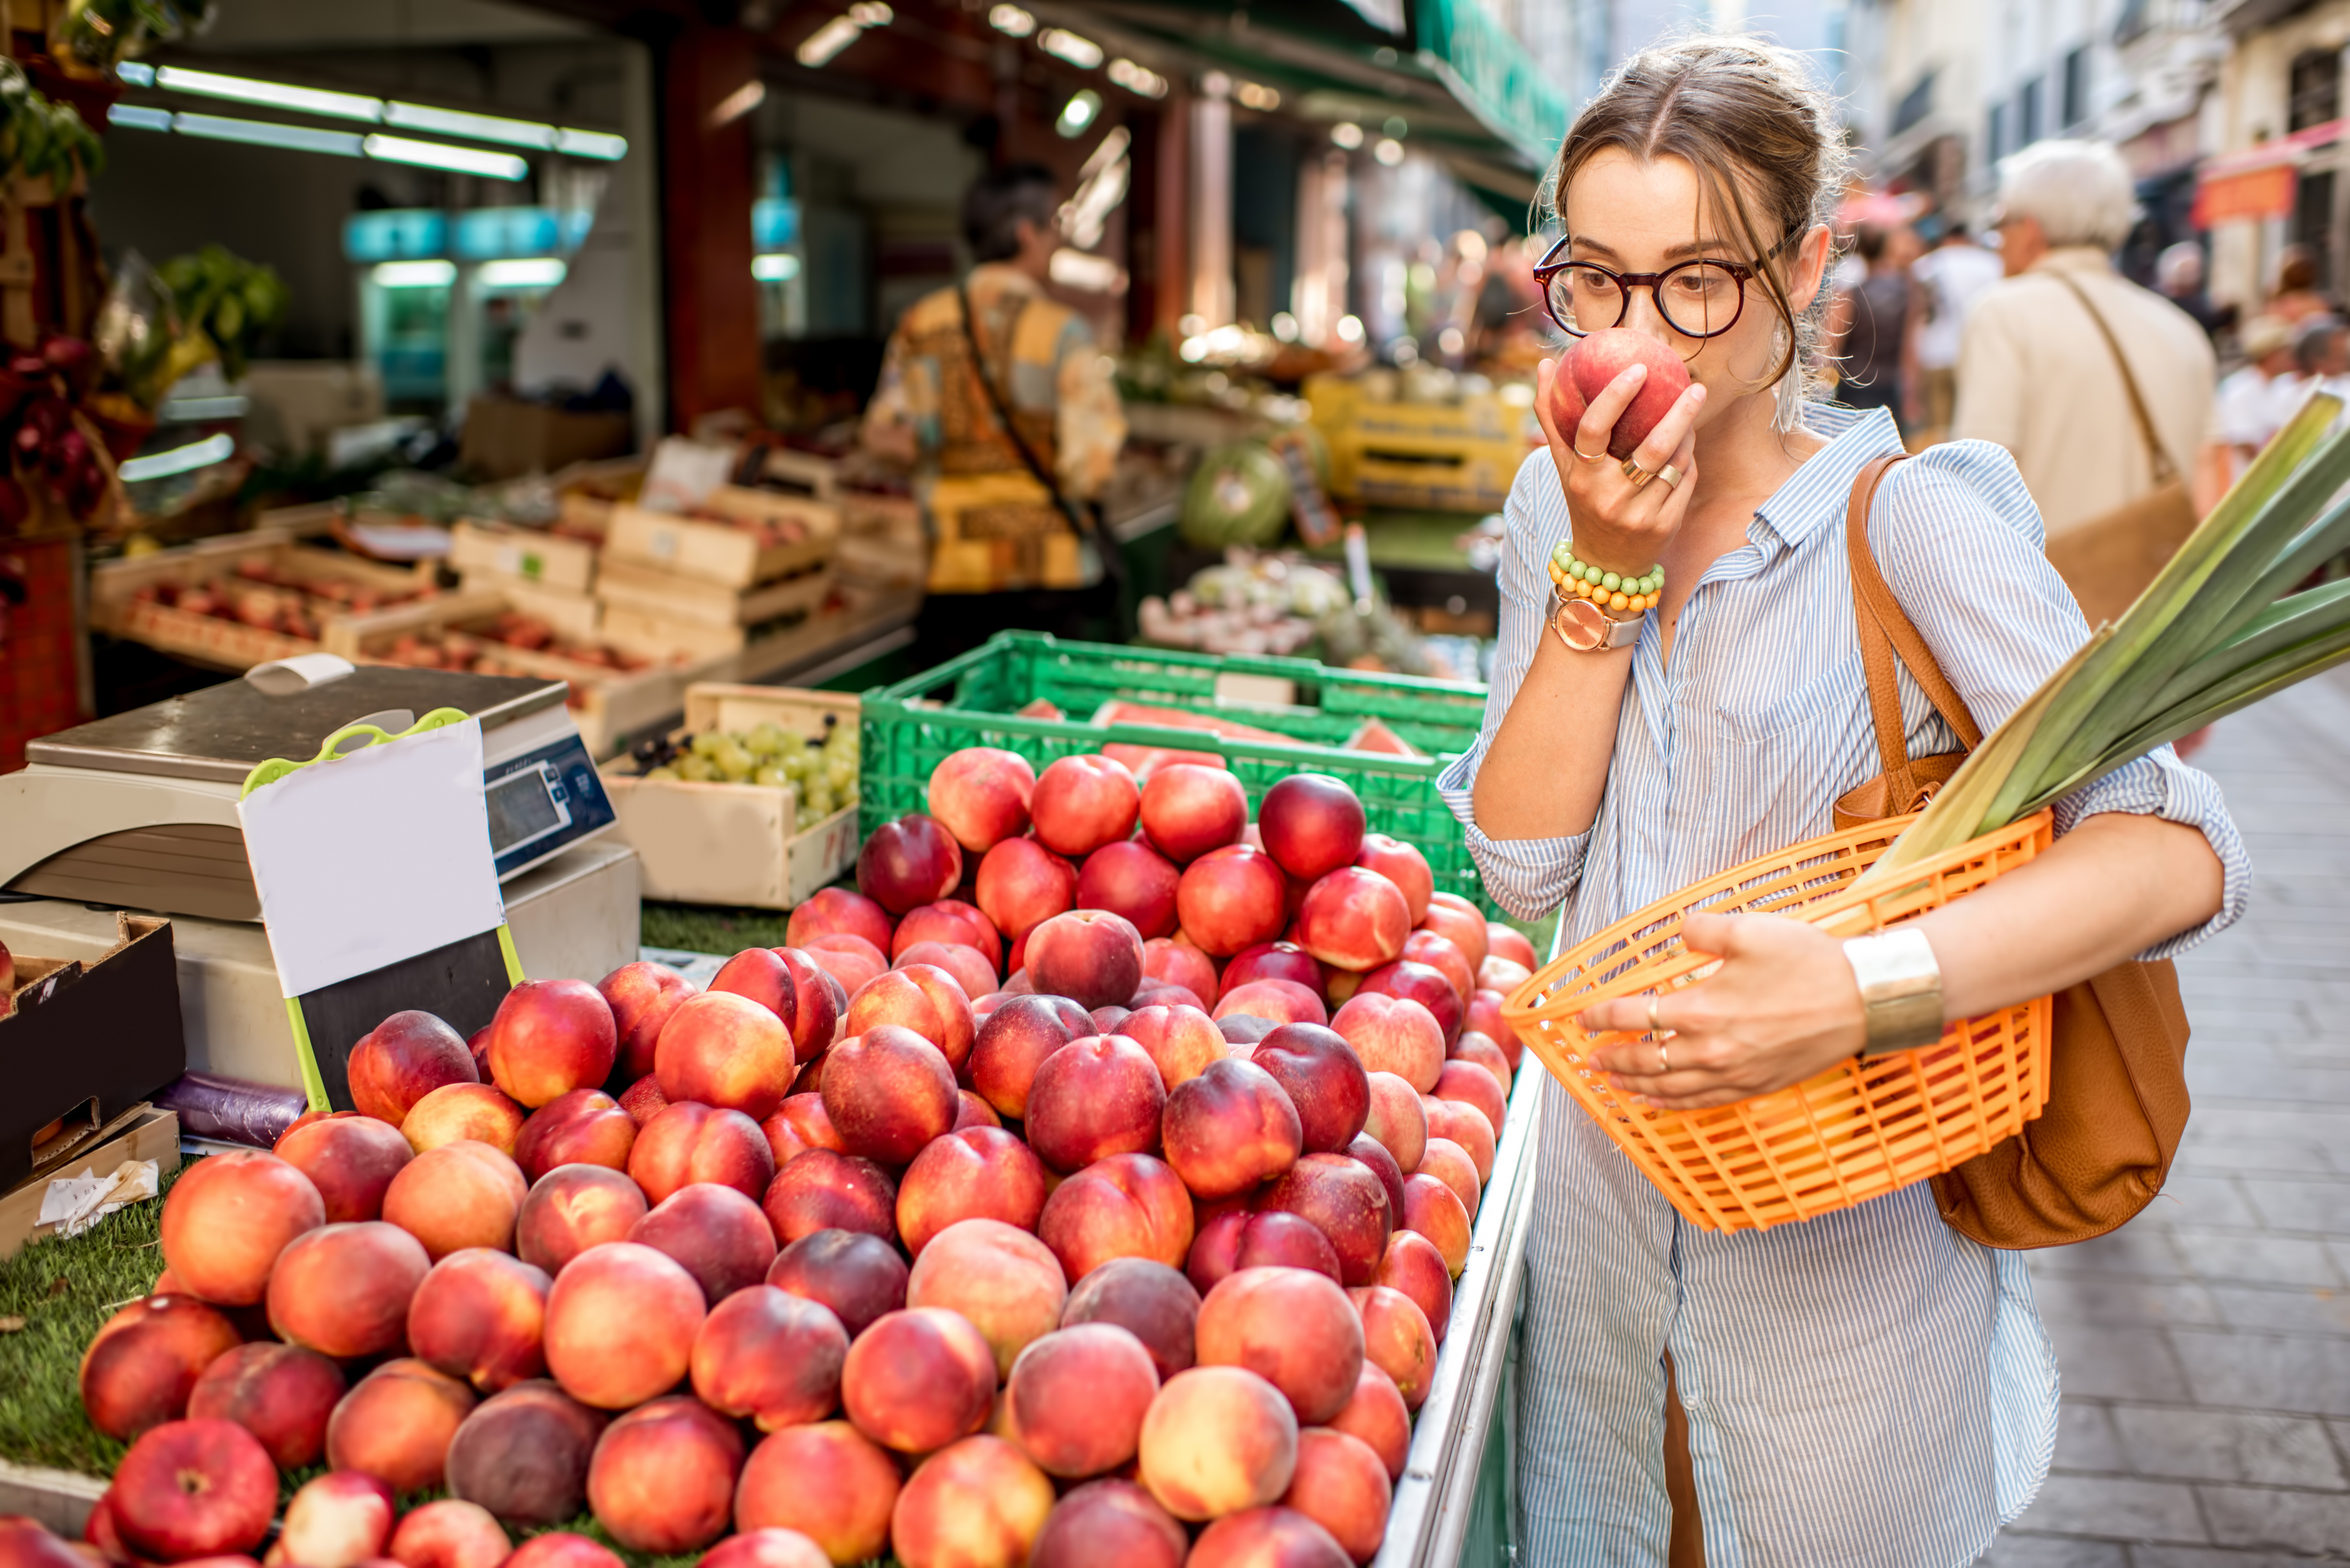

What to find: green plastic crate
left=858, top=631, right=1500, bottom=915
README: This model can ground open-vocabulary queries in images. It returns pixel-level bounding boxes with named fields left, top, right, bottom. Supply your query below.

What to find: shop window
left=2017, top=77, right=2043, bottom=147
left=1893, top=70, right=1934, bottom=137
left=2289, top=49, right=2340, bottom=134
left=1987, top=102, right=2007, bottom=164
left=2294, top=167, right=2336, bottom=293
left=2062, top=47, right=2089, bottom=128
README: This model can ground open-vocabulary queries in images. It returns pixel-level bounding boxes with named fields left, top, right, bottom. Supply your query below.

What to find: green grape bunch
left=635, top=720, right=860, bottom=833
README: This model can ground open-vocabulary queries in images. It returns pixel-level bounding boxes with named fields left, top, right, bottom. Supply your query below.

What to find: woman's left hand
left=1578, top=913, right=1877, bottom=1110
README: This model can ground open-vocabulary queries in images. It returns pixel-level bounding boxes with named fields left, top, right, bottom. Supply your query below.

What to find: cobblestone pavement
left=1984, top=671, right=2350, bottom=1564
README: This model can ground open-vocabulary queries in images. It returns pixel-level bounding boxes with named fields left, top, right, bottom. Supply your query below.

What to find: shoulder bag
left=2039, top=270, right=2202, bottom=628
left=1831, top=453, right=2194, bottom=1249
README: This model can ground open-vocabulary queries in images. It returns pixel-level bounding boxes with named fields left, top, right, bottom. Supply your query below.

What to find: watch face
left=1555, top=597, right=1609, bottom=651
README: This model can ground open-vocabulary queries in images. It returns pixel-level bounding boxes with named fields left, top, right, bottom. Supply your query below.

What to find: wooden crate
left=457, top=573, right=602, bottom=642
left=596, top=559, right=835, bottom=628
left=450, top=518, right=602, bottom=593
left=603, top=486, right=839, bottom=589
left=91, top=534, right=446, bottom=670
left=600, top=685, right=862, bottom=908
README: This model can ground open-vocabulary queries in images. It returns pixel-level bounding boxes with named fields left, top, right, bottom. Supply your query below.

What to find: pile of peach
left=61, top=748, right=1531, bottom=1568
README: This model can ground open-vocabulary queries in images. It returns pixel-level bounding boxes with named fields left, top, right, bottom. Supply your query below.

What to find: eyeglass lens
left=1547, top=262, right=1746, bottom=338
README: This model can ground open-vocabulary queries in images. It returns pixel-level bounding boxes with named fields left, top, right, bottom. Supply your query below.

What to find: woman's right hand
left=1533, top=355, right=1706, bottom=579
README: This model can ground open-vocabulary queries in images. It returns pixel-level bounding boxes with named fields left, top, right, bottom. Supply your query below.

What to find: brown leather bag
left=2039, top=271, right=2203, bottom=628
left=1831, top=453, right=2194, bottom=1249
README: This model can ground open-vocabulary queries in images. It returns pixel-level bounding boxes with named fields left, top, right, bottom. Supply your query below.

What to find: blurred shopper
left=1830, top=222, right=1920, bottom=432
left=2206, top=315, right=2301, bottom=496
left=2266, top=243, right=2333, bottom=325
left=1911, top=221, right=2004, bottom=438
left=2294, top=312, right=2350, bottom=391
left=2157, top=241, right=2234, bottom=342
left=1955, top=139, right=2214, bottom=620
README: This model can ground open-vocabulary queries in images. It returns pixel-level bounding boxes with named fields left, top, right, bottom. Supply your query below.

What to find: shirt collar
left=1747, top=403, right=1907, bottom=552
left=969, top=261, right=1042, bottom=295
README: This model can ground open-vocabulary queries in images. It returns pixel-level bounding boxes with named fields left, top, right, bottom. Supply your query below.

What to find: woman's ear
left=1789, top=223, right=1834, bottom=303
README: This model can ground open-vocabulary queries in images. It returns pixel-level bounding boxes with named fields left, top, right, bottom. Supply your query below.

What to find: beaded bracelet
left=1548, top=542, right=1664, bottom=614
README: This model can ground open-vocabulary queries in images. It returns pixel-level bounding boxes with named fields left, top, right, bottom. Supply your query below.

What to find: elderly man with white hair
left=1953, top=139, right=2216, bottom=550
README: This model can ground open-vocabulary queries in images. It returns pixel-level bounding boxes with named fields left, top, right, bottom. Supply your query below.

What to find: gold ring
left=1621, top=457, right=1656, bottom=489
left=1647, top=997, right=1663, bottom=1034
left=1658, top=1039, right=1671, bottom=1073
left=1570, top=441, right=1607, bottom=464
left=1656, top=463, right=1685, bottom=490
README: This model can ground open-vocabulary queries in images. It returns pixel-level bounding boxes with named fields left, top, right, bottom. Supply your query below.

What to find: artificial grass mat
left=639, top=902, right=789, bottom=958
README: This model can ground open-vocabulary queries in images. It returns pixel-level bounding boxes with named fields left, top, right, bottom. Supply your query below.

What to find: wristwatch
left=1843, top=927, right=1945, bottom=1057
left=1550, top=591, right=1644, bottom=652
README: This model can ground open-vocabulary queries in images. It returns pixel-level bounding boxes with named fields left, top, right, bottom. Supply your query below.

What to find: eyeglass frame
left=1531, top=224, right=1808, bottom=340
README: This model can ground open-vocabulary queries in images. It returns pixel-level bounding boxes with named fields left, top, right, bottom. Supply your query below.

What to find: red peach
left=1294, top=869, right=1409, bottom=973
left=857, top=813, right=964, bottom=914
left=692, top=1285, right=848, bottom=1429
left=927, top=747, right=1036, bottom=852
left=844, top=966, right=974, bottom=1072
left=1420, top=894, right=1489, bottom=969
left=1432, top=1060, right=1506, bottom=1141
left=1187, top=1507, right=1352, bottom=1568
left=1261, top=1154, right=1390, bottom=1286
left=1031, top=1479, right=1187, bottom=1568
left=1029, top=755, right=1140, bottom=858
left=348, top=1012, right=480, bottom=1127
left=897, top=1127, right=1048, bottom=1255
left=1161, top=1059, right=1301, bottom=1200
left=268, top=1222, right=432, bottom=1358
left=1224, top=942, right=1328, bottom=1002
left=108, top=1419, right=277, bottom=1561
left=1059, top=1257, right=1200, bottom=1383
left=1349, top=1286, right=1436, bottom=1408
left=1282, top=1429, right=1391, bottom=1564
left=967, top=994, right=1088, bottom=1118
left=617, top=1075, right=669, bottom=1127
left=840, top=1306, right=996, bottom=1453
left=1213, top=978, right=1328, bottom=1028
left=0, top=1517, right=87, bottom=1568
left=1187, top=1209, right=1344, bottom=1293
left=1329, top=993, right=1443, bottom=1093
left=326, top=1360, right=477, bottom=1491
left=974, top=837, right=1078, bottom=944
left=655, top=991, right=796, bottom=1121
left=1400, top=1175, right=1473, bottom=1283
left=1353, top=835, right=1432, bottom=924
left=1362, top=1073, right=1428, bottom=1173
left=761, top=1094, right=845, bottom=1167
left=1425, top=1100, right=1495, bottom=1187
left=762, top=1150, right=898, bottom=1245
left=1004, top=1323, right=1160, bottom=1477
left=79, top=1295, right=241, bottom=1441
left=1450, top=1032, right=1513, bottom=1097
left=1138, top=763, right=1248, bottom=864
left=543, top=1242, right=708, bottom=1408
left=892, top=900, right=1002, bottom=970
left=1376, top=1227, right=1455, bottom=1343
left=1196, top=1267, right=1364, bottom=1424
left=586, top=1396, right=743, bottom=1553
left=734, top=1421, right=899, bottom=1564
left=1132, top=982, right=1206, bottom=1013
left=1257, top=775, right=1366, bottom=882
left=1478, top=953, right=1534, bottom=994
left=483, top=981, right=617, bottom=1110
left=1136, top=1366, right=1299, bottom=1520
left=768, top=1229, right=907, bottom=1336
left=402, top=1083, right=527, bottom=1157
left=516, top=1165, right=648, bottom=1275
left=273, top=1470, right=395, bottom=1568
left=1121, top=1004, right=1226, bottom=1090
left=1037, top=1153, right=1194, bottom=1279
left=513, top=1089, right=635, bottom=1182
left=186, top=1342, right=345, bottom=1470
left=1399, top=930, right=1475, bottom=1007
left=630, top=1101, right=776, bottom=1205
left=1076, top=842, right=1181, bottom=940
left=821, top=1025, right=957, bottom=1165
left=386, top=1500, right=509, bottom=1568
left=1024, top=1032, right=1165, bottom=1172
left=1487, top=923, right=1537, bottom=971
left=1143, top=936, right=1220, bottom=1007
left=800, top=936, right=887, bottom=998
left=768, top=949, right=843, bottom=1061
left=596, top=961, right=697, bottom=1082
left=891, top=1435, right=1054, bottom=1568
left=1357, top=960, right=1463, bottom=1044
left=697, top=1531, right=828, bottom=1568
left=1253, top=1023, right=1370, bottom=1152
left=1416, top=1138, right=1482, bottom=1219
left=468, top=1027, right=492, bottom=1075
left=895, top=940, right=996, bottom=1006
left=1024, top=908, right=1146, bottom=1011
left=709, top=947, right=801, bottom=1032
left=159, top=1150, right=324, bottom=1307
left=907, top=1217, right=1068, bottom=1378
left=407, top=1249, right=551, bottom=1392
left=1466, top=990, right=1526, bottom=1070
left=1326, top=1364, right=1409, bottom=1481
left=1174, top=846, right=1289, bottom=956
left=955, top=1090, right=1001, bottom=1129
left=381, top=1140, right=527, bottom=1260
left=630, top=1184, right=778, bottom=1303
left=502, top=1535, right=622, bottom=1568
left=787, top=887, right=896, bottom=954
left=275, top=1113, right=414, bottom=1223
left=1346, top=1135, right=1407, bottom=1232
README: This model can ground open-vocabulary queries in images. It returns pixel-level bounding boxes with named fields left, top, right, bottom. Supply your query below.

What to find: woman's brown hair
left=1543, top=36, right=1849, bottom=411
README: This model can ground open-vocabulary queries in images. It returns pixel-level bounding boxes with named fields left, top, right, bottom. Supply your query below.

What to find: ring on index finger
left=1620, top=456, right=1657, bottom=490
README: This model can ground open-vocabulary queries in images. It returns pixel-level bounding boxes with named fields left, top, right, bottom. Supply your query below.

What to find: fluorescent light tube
left=478, top=258, right=568, bottom=289
left=384, top=102, right=556, bottom=149
left=557, top=128, right=628, bottom=160
left=176, top=114, right=365, bottom=156
left=108, top=104, right=173, bottom=132
left=121, top=433, right=236, bottom=483
left=1039, top=28, right=1103, bottom=68
left=155, top=66, right=382, bottom=123
left=373, top=260, right=457, bottom=288
left=364, top=134, right=529, bottom=180
left=752, top=253, right=801, bottom=282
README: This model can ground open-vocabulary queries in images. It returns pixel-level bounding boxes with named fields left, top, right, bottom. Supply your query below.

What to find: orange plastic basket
left=1499, top=810, right=2056, bottom=1233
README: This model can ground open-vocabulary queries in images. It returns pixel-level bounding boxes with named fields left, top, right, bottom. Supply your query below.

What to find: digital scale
left=1, top=666, right=618, bottom=921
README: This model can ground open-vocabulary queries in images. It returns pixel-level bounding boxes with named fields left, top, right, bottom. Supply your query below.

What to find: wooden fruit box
left=450, top=518, right=602, bottom=593
left=550, top=455, right=645, bottom=535
left=603, top=486, right=840, bottom=589
left=596, top=559, right=837, bottom=629
left=600, top=684, right=863, bottom=908
left=455, top=573, right=603, bottom=643
left=89, top=533, right=446, bottom=670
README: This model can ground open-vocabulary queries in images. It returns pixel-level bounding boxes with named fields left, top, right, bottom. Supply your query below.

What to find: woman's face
left=1557, top=147, right=1830, bottom=432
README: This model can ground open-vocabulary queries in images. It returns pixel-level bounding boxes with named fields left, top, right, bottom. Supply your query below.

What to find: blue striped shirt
left=1437, top=404, right=2248, bottom=1565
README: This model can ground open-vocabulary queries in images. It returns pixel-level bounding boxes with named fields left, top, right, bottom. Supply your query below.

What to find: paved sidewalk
left=1985, top=671, right=2350, bottom=1565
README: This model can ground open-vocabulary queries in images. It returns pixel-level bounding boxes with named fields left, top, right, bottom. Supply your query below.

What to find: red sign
left=2194, top=163, right=2298, bottom=227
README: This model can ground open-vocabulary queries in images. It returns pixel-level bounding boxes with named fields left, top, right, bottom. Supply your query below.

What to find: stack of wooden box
left=596, top=485, right=840, bottom=661
left=448, top=518, right=604, bottom=643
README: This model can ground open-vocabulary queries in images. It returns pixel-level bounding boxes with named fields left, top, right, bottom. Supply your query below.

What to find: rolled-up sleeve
left=1438, top=448, right=1593, bottom=920
left=1872, top=441, right=2250, bottom=960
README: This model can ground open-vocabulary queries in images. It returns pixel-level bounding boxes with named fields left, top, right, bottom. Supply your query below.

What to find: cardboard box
left=600, top=686, right=861, bottom=908
left=0, top=1105, right=180, bottom=1261
left=1, top=916, right=186, bottom=1195
left=460, top=397, right=635, bottom=481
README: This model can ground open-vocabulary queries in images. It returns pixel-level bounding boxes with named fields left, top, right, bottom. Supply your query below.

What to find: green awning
left=1411, top=0, right=1566, bottom=172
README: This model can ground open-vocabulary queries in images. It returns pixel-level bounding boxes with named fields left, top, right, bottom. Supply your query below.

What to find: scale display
left=486, top=764, right=570, bottom=856
left=484, top=736, right=613, bottom=878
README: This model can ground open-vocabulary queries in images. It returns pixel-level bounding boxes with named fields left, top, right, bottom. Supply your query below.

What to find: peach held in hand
left=1547, top=326, right=1694, bottom=460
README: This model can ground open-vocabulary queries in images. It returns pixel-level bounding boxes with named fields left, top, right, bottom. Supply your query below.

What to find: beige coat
left=1951, top=247, right=2216, bottom=539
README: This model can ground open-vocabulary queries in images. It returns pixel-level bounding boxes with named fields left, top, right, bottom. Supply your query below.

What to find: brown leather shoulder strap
left=2047, top=268, right=2179, bottom=483
left=1846, top=453, right=1985, bottom=757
